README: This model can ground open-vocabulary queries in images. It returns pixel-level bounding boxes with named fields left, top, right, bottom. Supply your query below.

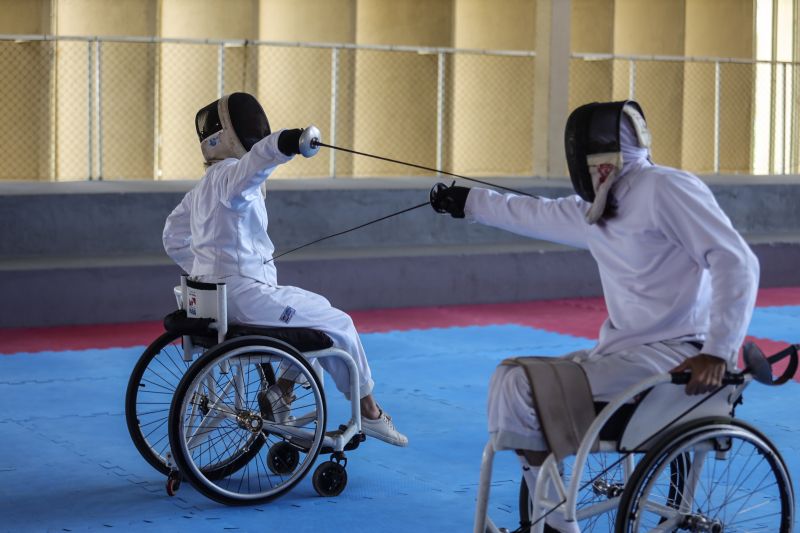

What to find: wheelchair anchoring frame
left=473, top=371, right=750, bottom=533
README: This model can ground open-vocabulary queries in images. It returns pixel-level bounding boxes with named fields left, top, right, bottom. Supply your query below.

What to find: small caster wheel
left=267, top=441, right=300, bottom=475
left=312, top=461, right=348, bottom=497
left=166, top=471, right=181, bottom=496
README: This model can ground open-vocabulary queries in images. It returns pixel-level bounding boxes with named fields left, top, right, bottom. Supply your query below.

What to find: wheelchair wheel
left=168, top=336, right=327, bottom=505
left=519, top=452, right=636, bottom=532
left=125, top=331, right=192, bottom=475
left=616, top=418, right=794, bottom=533
left=126, top=331, right=270, bottom=479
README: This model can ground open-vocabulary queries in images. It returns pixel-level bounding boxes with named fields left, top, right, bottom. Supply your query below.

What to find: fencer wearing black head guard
left=564, top=100, right=651, bottom=224
left=163, top=92, right=408, bottom=448
left=430, top=100, right=758, bottom=532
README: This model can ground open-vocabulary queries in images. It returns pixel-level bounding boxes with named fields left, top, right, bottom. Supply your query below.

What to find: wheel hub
left=237, top=411, right=263, bottom=433
left=682, top=512, right=723, bottom=532
left=190, top=392, right=210, bottom=415
left=592, top=479, right=625, bottom=498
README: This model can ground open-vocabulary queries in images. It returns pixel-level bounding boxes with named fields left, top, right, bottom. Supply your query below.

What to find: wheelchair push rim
left=168, top=337, right=327, bottom=505
left=616, top=420, right=794, bottom=533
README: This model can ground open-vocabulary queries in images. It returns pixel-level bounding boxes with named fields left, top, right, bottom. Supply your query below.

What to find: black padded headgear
left=564, top=100, right=650, bottom=224
left=196, top=92, right=271, bottom=165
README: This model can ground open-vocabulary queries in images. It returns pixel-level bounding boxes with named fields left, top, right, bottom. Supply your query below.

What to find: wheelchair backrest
left=178, top=275, right=228, bottom=345
left=183, top=277, right=224, bottom=320
left=617, top=381, right=744, bottom=452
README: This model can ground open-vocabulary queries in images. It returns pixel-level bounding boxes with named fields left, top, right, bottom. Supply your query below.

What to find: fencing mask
left=564, top=100, right=651, bottom=224
left=196, top=92, right=271, bottom=166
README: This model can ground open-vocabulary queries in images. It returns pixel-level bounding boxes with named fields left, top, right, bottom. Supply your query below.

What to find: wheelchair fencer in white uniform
left=125, top=92, right=405, bottom=504
left=473, top=343, right=797, bottom=533
left=427, top=100, right=796, bottom=531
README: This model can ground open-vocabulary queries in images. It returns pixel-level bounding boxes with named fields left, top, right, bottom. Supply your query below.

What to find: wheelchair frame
left=474, top=369, right=795, bottom=532
left=126, top=276, right=368, bottom=502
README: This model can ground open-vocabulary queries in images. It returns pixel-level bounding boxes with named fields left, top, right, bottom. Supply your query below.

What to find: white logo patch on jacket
left=279, top=306, right=296, bottom=324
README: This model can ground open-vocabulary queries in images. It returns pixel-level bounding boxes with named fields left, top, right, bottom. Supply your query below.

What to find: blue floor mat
left=0, top=323, right=797, bottom=532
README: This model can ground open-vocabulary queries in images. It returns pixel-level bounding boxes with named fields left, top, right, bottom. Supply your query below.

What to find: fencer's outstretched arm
left=466, top=188, right=591, bottom=249
left=163, top=190, right=195, bottom=273
left=219, top=127, right=320, bottom=209
left=654, top=172, right=760, bottom=365
left=219, top=131, right=294, bottom=208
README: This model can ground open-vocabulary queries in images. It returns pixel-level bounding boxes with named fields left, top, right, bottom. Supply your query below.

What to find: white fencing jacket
left=163, top=131, right=292, bottom=286
left=466, top=160, right=760, bottom=365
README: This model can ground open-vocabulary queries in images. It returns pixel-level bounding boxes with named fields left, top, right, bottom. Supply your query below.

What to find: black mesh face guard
left=226, top=92, right=271, bottom=151
left=565, top=102, right=600, bottom=202
left=564, top=100, right=640, bottom=202
left=195, top=100, right=222, bottom=142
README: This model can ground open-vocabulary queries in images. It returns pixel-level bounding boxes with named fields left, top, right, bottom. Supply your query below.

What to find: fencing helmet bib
left=564, top=100, right=651, bottom=224
left=196, top=92, right=271, bottom=166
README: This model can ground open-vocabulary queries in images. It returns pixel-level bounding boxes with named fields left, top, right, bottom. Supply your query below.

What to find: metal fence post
left=153, top=41, right=161, bottom=180
left=87, top=40, right=93, bottom=180
left=329, top=47, right=338, bottom=178
left=96, top=40, right=104, bottom=180
left=218, top=43, right=225, bottom=98
left=629, top=59, right=636, bottom=100
left=783, top=62, right=789, bottom=174
left=714, top=61, right=720, bottom=173
left=436, top=51, right=445, bottom=176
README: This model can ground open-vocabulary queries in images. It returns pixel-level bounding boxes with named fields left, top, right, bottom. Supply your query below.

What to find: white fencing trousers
left=488, top=341, right=701, bottom=452
left=221, top=276, right=375, bottom=400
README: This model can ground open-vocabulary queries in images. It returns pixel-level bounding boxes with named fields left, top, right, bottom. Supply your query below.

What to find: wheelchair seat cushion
left=226, top=324, right=334, bottom=352
left=162, top=310, right=334, bottom=352
left=163, top=309, right=215, bottom=337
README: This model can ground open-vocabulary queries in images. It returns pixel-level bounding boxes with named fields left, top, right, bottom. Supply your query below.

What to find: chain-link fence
left=2, top=34, right=799, bottom=181
left=570, top=53, right=799, bottom=176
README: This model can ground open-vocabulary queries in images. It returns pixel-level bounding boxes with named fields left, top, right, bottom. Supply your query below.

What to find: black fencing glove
left=278, top=129, right=302, bottom=156
left=278, top=125, right=321, bottom=158
left=430, top=182, right=471, bottom=219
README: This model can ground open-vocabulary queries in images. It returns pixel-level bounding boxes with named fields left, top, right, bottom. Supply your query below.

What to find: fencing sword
left=270, top=140, right=543, bottom=262
left=312, top=140, right=541, bottom=199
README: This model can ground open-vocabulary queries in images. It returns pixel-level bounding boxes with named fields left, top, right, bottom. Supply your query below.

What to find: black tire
left=125, top=331, right=191, bottom=475
left=312, top=461, right=348, bottom=497
left=615, top=417, right=794, bottom=532
left=168, top=336, right=327, bottom=505
left=267, top=441, right=301, bottom=475
left=166, top=471, right=182, bottom=496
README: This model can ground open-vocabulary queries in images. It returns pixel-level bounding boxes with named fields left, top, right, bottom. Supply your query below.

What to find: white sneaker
left=258, top=385, right=293, bottom=425
left=361, top=409, right=408, bottom=447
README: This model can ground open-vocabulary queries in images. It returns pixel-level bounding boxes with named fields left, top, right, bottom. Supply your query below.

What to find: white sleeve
left=653, top=174, right=760, bottom=364
left=162, top=190, right=195, bottom=273
left=465, top=187, right=591, bottom=249
left=220, top=130, right=294, bottom=209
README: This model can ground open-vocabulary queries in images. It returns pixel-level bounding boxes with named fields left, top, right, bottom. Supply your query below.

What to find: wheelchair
left=474, top=343, right=798, bottom=533
left=125, top=276, right=367, bottom=504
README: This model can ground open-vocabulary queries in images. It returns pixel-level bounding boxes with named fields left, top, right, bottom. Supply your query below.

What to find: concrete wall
left=2, top=177, right=799, bottom=327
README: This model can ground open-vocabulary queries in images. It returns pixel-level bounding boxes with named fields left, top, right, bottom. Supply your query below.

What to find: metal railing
left=571, top=52, right=799, bottom=176
left=1, top=33, right=798, bottom=181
